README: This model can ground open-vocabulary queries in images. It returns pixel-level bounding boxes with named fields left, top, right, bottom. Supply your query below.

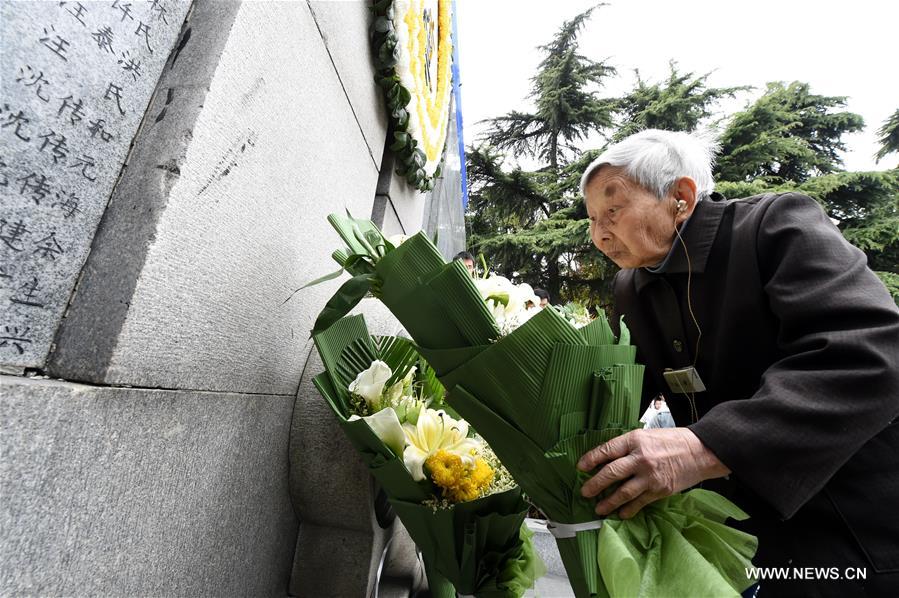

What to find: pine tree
left=469, top=5, right=616, bottom=300
left=613, top=63, right=747, bottom=142
left=468, top=21, right=742, bottom=305
left=467, top=21, right=895, bottom=306
left=716, top=82, right=865, bottom=184
left=480, top=5, right=616, bottom=173
left=875, top=109, right=899, bottom=164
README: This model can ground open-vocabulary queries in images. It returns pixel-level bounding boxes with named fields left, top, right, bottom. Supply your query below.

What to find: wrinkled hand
left=577, top=428, right=730, bottom=519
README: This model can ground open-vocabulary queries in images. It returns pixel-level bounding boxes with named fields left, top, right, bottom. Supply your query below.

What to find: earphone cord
left=673, top=211, right=701, bottom=424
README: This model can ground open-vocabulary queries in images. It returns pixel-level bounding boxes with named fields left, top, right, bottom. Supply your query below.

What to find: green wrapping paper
left=598, top=490, right=760, bottom=598
left=310, top=314, right=542, bottom=597
left=439, top=307, right=757, bottom=597
left=313, top=215, right=758, bottom=597
left=391, top=493, right=543, bottom=597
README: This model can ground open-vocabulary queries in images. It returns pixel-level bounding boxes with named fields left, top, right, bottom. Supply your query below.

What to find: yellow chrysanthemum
left=403, top=408, right=479, bottom=481
left=470, top=458, right=494, bottom=489
left=427, top=449, right=467, bottom=487
left=425, top=450, right=495, bottom=503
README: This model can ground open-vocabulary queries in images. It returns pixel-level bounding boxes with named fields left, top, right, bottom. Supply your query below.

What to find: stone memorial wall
left=1, top=1, right=466, bottom=595
left=1, top=0, right=190, bottom=371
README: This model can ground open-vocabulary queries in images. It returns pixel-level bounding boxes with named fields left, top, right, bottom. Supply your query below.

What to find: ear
left=672, top=177, right=698, bottom=225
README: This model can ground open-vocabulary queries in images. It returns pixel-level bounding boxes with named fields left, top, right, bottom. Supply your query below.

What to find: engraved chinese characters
left=0, top=1, right=189, bottom=369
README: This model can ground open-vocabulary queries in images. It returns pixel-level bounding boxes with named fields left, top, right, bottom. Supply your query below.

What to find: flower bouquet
left=310, top=313, right=543, bottom=597
left=471, top=274, right=542, bottom=335
left=554, top=302, right=595, bottom=329
left=308, top=213, right=758, bottom=598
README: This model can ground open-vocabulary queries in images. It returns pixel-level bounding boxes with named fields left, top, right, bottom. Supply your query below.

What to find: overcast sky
left=456, top=0, right=899, bottom=172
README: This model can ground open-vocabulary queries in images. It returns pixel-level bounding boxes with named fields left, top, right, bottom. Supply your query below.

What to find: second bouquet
left=311, top=313, right=543, bottom=598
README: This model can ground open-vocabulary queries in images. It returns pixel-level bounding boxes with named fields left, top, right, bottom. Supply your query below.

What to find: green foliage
left=467, top=145, right=618, bottom=305
left=480, top=5, right=617, bottom=171
left=875, top=109, right=899, bottom=164
left=716, top=82, right=865, bottom=184
left=467, top=7, right=742, bottom=306
left=875, top=271, right=899, bottom=304
left=467, top=12, right=894, bottom=309
left=613, top=63, right=748, bottom=141
left=467, top=6, right=622, bottom=303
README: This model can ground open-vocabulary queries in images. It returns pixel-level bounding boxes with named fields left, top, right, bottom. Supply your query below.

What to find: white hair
left=579, top=129, right=720, bottom=199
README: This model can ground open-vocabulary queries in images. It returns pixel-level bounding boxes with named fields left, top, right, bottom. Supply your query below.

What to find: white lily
left=349, top=407, right=406, bottom=457
left=395, top=395, right=426, bottom=425
left=474, top=275, right=542, bottom=334
left=401, top=366, right=417, bottom=393
left=402, top=408, right=481, bottom=481
left=383, top=379, right=404, bottom=406
left=514, top=282, right=541, bottom=313
left=383, top=365, right=417, bottom=409
left=348, top=360, right=392, bottom=411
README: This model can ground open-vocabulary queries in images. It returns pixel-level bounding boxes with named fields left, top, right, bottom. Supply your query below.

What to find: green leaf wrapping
left=373, top=234, right=501, bottom=350
left=310, top=274, right=373, bottom=337
left=327, top=213, right=385, bottom=261
left=295, top=266, right=345, bottom=291
left=310, top=314, right=543, bottom=597
left=391, top=491, right=545, bottom=597
left=375, top=334, right=419, bottom=387
left=342, top=228, right=759, bottom=598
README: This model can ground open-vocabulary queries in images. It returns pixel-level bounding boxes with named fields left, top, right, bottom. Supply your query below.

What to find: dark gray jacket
left=613, top=192, right=899, bottom=581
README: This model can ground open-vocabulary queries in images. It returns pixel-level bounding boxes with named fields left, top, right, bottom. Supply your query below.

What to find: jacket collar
left=632, top=194, right=727, bottom=293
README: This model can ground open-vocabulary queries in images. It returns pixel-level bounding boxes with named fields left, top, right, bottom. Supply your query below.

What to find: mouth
left=605, top=250, right=636, bottom=268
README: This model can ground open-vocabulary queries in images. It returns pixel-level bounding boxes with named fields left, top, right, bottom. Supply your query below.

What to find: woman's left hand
left=577, top=427, right=731, bottom=518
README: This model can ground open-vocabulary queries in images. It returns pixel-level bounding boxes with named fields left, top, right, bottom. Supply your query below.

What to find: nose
left=591, top=220, right=612, bottom=248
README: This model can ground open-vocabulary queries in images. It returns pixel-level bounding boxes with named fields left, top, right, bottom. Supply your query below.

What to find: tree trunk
left=549, top=133, right=559, bottom=173
left=547, top=255, right=561, bottom=303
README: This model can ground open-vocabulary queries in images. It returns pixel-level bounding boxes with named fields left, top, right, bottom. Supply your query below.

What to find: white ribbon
left=546, top=519, right=604, bottom=539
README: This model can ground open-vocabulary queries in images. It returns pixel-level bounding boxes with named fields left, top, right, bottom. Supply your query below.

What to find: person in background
left=453, top=251, right=476, bottom=277
left=639, top=395, right=670, bottom=428
left=646, top=401, right=675, bottom=429
left=533, top=288, right=550, bottom=308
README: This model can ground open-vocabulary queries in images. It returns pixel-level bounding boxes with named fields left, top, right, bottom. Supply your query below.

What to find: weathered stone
left=526, top=574, right=576, bottom=597
left=527, top=518, right=567, bottom=576
left=48, top=1, right=381, bottom=395
left=308, top=0, right=388, bottom=172
left=374, top=192, right=408, bottom=237
left=384, top=154, right=429, bottom=236
left=0, top=374, right=298, bottom=596
left=289, top=298, right=417, bottom=596
left=0, top=0, right=190, bottom=370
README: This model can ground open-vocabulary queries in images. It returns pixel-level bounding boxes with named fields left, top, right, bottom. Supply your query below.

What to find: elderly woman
left=577, top=129, right=899, bottom=596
